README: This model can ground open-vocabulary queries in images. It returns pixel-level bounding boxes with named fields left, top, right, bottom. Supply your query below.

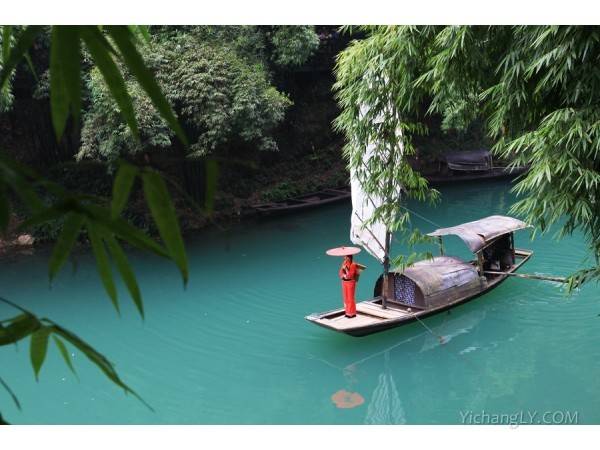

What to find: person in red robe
left=339, top=255, right=359, bottom=318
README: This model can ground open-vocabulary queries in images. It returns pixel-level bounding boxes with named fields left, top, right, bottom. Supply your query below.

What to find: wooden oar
left=484, top=271, right=568, bottom=283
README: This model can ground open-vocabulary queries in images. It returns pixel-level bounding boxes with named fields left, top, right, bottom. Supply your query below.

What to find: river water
left=1, top=179, right=599, bottom=424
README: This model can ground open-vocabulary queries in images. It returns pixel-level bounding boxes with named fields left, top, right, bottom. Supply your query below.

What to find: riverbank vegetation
left=335, top=25, right=600, bottom=288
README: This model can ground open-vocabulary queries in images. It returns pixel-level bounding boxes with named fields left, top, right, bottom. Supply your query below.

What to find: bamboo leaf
left=13, top=180, right=43, bottom=212
left=2, top=26, right=12, bottom=62
left=106, top=26, right=188, bottom=146
left=0, top=376, right=21, bottom=411
left=80, top=26, right=139, bottom=139
left=53, top=336, right=77, bottom=378
left=23, top=52, right=38, bottom=82
left=0, top=26, right=43, bottom=90
left=50, top=26, right=81, bottom=139
left=87, top=221, right=119, bottom=314
left=105, top=235, right=144, bottom=319
left=0, top=314, right=41, bottom=346
left=142, top=170, right=188, bottom=285
left=111, top=161, right=138, bottom=219
left=48, top=322, right=153, bottom=411
left=30, top=326, right=50, bottom=381
left=49, top=212, right=84, bottom=282
left=127, top=25, right=151, bottom=44
left=16, top=199, right=79, bottom=232
left=83, top=204, right=170, bottom=259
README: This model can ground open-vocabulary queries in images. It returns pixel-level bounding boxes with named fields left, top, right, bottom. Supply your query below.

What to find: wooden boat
left=251, top=187, right=350, bottom=215
left=425, top=165, right=528, bottom=184
left=306, top=215, right=533, bottom=337
left=423, top=149, right=528, bottom=184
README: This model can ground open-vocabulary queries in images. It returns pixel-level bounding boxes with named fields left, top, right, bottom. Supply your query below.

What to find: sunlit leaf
left=0, top=26, right=43, bottom=90
left=48, top=212, right=84, bottom=282
left=50, top=26, right=81, bottom=139
left=106, top=26, right=188, bottom=146
left=105, top=235, right=144, bottom=319
left=127, top=25, right=151, bottom=45
left=30, top=326, right=50, bottom=381
left=110, top=161, right=138, bottom=219
left=80, top=26, right=139, bottom=139
left=53, top=336, right=77, bottom=378
left=142, top=170, right=188, bottom=285
left=87, top=221, right=119, bottom=314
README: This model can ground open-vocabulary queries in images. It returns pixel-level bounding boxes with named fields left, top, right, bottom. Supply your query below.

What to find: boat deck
left=308, top=301, right=413, bottom=331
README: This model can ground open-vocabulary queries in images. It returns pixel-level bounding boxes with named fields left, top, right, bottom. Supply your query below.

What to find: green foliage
left=141, top=169, right=188, bottom=285
left=260, top=181, right=300, bottom=202
left=0, top=26, right=43, bottom=113
left=0, top=27, right=15, bottom=113
left=336, top=25, right=600, bottom=287
left=79, top=28, right=293, bottom=161
left=30, top=326, right=51, bottom=381
left=50, top=26, right=81, bottom=138
left=334, top=26, right=440, bottom=259
left=269, top=26, right=320, bottom=67
left=0, top=297, right=153, bottom=410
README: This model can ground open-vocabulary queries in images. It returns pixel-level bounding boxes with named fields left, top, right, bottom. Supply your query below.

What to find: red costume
left=339, top=260, right=358, bottom=317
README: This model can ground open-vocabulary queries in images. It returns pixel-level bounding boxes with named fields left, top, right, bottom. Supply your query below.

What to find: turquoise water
left=1, top=179, right=599, bottom=424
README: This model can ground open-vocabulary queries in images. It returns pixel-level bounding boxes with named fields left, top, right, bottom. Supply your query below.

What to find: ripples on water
left=1, top=179, right=599, bottom=424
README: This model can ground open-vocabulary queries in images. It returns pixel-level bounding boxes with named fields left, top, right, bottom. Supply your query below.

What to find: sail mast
left=382, top=231, right=391, bottom=309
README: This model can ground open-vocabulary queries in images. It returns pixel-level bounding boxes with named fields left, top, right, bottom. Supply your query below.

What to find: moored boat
left=251, top=187, right=350, bottom=215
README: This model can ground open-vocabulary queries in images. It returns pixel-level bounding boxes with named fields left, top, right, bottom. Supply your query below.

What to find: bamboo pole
left=483, top=271, right=568, bottom=283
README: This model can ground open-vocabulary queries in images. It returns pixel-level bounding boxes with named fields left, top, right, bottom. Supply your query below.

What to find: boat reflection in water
left=310, top=307, right=487, bottom=424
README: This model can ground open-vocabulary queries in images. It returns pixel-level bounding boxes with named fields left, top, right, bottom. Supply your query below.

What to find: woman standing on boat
left=340, top=255, right=359, bottom=318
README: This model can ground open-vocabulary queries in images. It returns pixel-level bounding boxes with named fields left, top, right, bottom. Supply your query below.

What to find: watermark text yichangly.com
left=459, top=410, right=579, bottom=425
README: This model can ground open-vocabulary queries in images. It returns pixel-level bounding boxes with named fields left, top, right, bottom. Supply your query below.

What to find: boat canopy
left=427, top=215, right=530, bottom=253
left=402, top=256, right=479, bottom=298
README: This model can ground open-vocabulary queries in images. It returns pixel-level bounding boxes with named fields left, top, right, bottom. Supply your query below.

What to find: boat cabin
left=373, top=215, right=531, bottom=309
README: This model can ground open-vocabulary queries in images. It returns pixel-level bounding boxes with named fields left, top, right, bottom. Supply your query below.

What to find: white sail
left=349, top=119, right=403, bottom=263
left=349, top=140, right=388, bottom=263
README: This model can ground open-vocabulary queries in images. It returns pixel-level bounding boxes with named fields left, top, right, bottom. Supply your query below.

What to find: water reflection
left=309, top=306, right=488, bottom=424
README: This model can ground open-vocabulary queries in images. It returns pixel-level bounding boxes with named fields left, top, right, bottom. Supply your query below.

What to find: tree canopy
left=78, top=27, right=322, bottom=161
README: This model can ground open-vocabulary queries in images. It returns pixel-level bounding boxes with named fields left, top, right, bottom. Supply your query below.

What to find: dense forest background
left=0, top=25, right=483, bottom=242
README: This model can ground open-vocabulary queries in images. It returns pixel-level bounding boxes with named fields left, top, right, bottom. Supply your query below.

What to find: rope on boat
left=410, top=312, right=446, bottom=344
left=483, top=270, right=567, bottom=283
left=399, top=205, right=442, bottom=229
